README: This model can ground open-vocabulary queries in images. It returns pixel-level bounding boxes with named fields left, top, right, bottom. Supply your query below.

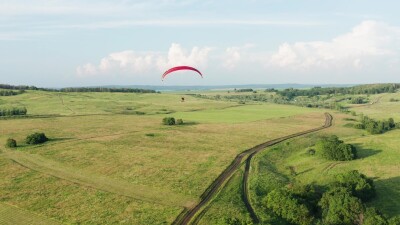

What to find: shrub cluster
left=26, top=132, right=48, bottom=145
left=0, top=107, right=27, bottom=117
left=264, top=170, right=396, bottom=225
left=350, top=96, right=368, bottom=104
left=0, top=90, right=24, bottom=96
left=162, top=117, right=184, bottom=126
left=355, top=116, right=397, bottom=134
left=316, top=135, right=357, bottom=161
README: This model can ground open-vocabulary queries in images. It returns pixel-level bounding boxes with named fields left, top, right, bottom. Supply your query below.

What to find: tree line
left=0, top=84, right=53, bottom=91
left=234, top=88, right=255, bottom=92
left=274, top=83, right=399, bottom=99
left=0, top=107, right=27, bottom=116
left=0, top=84, right=157, bottom=93
left=59, top=87, right=157, bottom=93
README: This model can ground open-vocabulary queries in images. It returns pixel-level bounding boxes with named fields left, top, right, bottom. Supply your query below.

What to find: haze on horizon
left=1, top=0, right=400, bottom=87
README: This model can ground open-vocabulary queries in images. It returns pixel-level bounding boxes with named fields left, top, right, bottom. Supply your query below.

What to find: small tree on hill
left=26, top=132, right=48, bottom=145
left=176, top=119, right=184, bottom=125
left=5, top=138, right=17, bottom=148
left=316, top=135, right=357, bottom=161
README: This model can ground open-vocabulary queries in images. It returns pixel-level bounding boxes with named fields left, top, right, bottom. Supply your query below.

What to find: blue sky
left=1, top=0, right=400, bottom=87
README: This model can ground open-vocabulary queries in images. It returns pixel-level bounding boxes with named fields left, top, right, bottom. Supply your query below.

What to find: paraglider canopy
left=162, top=66, right=203, bottom=80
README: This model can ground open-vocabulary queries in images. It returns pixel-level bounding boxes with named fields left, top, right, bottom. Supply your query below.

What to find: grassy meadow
left=0, top=90, right=325, bottom=224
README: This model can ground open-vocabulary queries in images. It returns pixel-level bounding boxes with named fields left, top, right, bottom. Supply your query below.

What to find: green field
left=0, top=89, right=399, bottom=224
left=0, top=90, right=327, bottom=224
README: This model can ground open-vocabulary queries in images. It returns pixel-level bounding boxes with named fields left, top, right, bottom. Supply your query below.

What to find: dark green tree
left=318, top=187, right=364, bottom=225
left=162, top=117, right=176, bottom=125
left=265, top=189, right=314, bottom=225
left=26, top=132, right=48, bottom=145
left=5, top=138, right=17, bottom=148
left=316, top=135, right=357, bottom=161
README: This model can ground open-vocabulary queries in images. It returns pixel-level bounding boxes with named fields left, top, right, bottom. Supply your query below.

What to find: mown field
left=0, top=90, right=325, bottom=224
left=199, top=93, right=400, bottom=224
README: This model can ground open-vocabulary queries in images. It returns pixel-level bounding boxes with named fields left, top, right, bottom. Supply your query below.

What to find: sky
left=1, top=0, right=400, bottom=87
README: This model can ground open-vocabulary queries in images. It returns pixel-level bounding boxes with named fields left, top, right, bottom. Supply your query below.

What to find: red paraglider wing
left=162, top=66, right=203, bottom=80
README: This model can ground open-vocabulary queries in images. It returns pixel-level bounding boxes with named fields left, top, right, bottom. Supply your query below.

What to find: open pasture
left=0, top=90, right=325, bottom=224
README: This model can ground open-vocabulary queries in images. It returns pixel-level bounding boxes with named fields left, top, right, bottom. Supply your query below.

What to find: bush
left=316, top=135, right=357, bottom=161
left=176, top=119, right=183, bottom=125
left=162, top=117, right=175, bottom=125
left=26, top=132, right=48, bottom=145
left=363, top=207, right=389, bottom=225
left=265, top=189, right=314, bottom=225
left=334, top=170, right=376, bottom=201
left=356, top=116, right=397, bottom=134
left=5, top=138, right=17, bottom=148
left=389, top=216, right=400, bottom=225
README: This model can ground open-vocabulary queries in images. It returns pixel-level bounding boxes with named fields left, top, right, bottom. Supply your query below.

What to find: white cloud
left=269, top=20, right=400, bottom=70
left=76, top=43, right=212, bottom=77
left=157, top=43, right=212, bottom=69
left=223, top=44, right=254, bottom=69
left=76, top=63, right=98, bottom=76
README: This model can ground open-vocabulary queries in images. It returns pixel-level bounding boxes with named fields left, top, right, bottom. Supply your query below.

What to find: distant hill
left=99, top=84, right=355, bottom=91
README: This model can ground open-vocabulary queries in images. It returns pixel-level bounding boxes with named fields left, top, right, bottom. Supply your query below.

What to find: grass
left=0, top=90, right=326, bottom=224
left=0, top=202, right=61, bottom=225
left=2, top=149, right=193, bottom=207
left=0, top=157, right=181, bottom=224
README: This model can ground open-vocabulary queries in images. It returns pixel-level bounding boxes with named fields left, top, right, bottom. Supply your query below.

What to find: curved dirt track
left=173, top=113, right=333, bottom=225
left=242, top=112, right=333, bottom=223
